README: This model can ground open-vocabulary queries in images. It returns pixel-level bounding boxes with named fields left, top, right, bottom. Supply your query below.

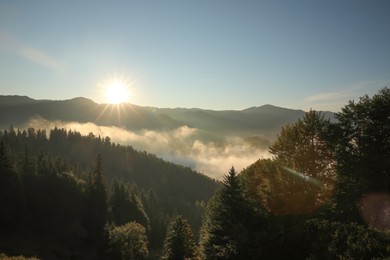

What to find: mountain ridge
left=0, top=94, right=336, bottom=179
left=0, top=95, right=334, bottom=136
left=0, top=95, right=309, bottom=112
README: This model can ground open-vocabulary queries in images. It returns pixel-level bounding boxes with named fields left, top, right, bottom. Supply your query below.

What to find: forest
left=1, top=88, right=389, bottom=259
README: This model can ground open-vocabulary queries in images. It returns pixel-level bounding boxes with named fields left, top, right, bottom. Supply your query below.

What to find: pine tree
left=162, top=215, right=197, bottom=260
left=85, top=154, right=108, bottom=242
left=200, top=167, right=257, bottom=259
left=109, top=180, right=150, bottom=233
left=0, top=140, right=23, bottom=228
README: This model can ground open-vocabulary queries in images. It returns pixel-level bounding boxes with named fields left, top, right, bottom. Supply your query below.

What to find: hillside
left=0, top=127, right=219, bottom=258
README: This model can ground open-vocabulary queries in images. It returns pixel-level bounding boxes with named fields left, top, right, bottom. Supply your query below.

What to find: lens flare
left=359, top=193, right=390, bottom=231
left=281, top=166, right=323, bottom=187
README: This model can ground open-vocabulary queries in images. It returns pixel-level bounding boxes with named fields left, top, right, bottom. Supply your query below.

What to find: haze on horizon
left=1, top=1, right=389, bottom=112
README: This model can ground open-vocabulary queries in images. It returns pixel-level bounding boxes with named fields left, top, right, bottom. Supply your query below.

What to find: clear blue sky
left=0, top=0, right=389, bottom=111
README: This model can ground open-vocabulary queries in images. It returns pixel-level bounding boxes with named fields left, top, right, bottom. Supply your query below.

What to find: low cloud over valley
left=26, top=116, right=272, bottom=179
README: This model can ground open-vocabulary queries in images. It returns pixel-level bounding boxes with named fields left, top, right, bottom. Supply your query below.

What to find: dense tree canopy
left=1, top=88, right=389, bottom=259
left=85, top=154, right=108, bottom=243
left=200, top=167, right=267, bottom=259
left=269, top=110, right=335, bottom=181
left=162, top=215, right=197, bottom=260
left=267, top=110, right=335, bottom=210
left=0, top=127, right=217, bottom=259
left=329, top=87, right=390, bottom=222
left=107, top=221, right=149, bottom=260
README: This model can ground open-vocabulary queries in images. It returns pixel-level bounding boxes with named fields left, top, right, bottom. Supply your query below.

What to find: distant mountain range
left=0, top=95, right=336, bottom=179
left=0, top=95, right=334, bottom=136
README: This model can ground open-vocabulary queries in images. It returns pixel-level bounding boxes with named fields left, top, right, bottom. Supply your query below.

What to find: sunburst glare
left=96, top=73, right=142, bottom=125
left=105, top=80, right=130, bottom=104
left=98, top=73, right=141, bottom=105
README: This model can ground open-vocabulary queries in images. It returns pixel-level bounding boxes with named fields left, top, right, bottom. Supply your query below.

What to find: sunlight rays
left=105, top=80, right=130, bottom=104
left=95, top=73, right=143, bottom=124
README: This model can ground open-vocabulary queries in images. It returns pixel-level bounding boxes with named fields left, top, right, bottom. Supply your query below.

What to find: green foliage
left=0, top=253, right=40, bottom=260
left=269, top=110, right=336, bottom=212
left=269, top=110, right=335, bottom=180
left=0, top=141, right=23, bottom=228
left=162, top=215, right=197, bottom=260
left=200, top=167, right=266, bottom=259
left=306, top=219, right=390, bottom=259
left=85, top=154, right=108, bottom=242
left=2, top=88, right=388, bottom=259
left=110, top=180, right=133, bottom=226
left=109, top=180, right=151, bottom=233
left=107, top=222, right=149, bottom=260
left=242, top=159, right=324, bottom=215
left=326, top=87, right=390, bottom=221
left=237, top=89, right=390, bottom=258
left=0, top=127, right=217, bottom=257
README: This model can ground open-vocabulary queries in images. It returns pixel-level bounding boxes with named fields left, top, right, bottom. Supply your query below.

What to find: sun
left=105, top=80, right=130, bottom=104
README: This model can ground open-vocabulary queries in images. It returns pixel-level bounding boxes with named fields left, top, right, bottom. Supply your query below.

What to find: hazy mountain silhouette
left=0, top=95, right=337, bottom=180
left=0, top=96, right=334, bottom=137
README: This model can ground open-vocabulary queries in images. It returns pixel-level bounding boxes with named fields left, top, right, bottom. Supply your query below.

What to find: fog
left=27, top=116, right=272, bottom=179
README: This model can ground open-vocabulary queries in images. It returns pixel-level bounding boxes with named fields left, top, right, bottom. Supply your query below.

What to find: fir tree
left=162, top=215, right=197, bottom=260
left=85, top=154, right=108, bottom=242
left=0, top=140, right=23, bottom=228
left=200, top=167, right=257, bottom=259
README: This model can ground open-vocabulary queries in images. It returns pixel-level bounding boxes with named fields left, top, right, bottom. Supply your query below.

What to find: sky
left=0, top=0, right=389, bottom=111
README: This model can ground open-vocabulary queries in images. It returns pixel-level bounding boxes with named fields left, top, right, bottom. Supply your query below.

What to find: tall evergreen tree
left=162, top=215, right=197, bottom=260
left=200, top=167, right=259, bottom=259
left=85, top=154, right=108, bottom=242
left=110, top=179, right=132, bottom=226
left=109, top=180, right=150, bottom=234
left=0, top=140, right=23, bottom=228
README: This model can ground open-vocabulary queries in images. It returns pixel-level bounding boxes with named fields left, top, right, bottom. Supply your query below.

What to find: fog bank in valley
left=26, top=116, right=272, bottom=179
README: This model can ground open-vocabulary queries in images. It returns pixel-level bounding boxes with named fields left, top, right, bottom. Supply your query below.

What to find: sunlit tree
left=269, top=110, right=335, bottom=180
left=162, top=215, right=197, bottom=260
left=107, top=221, right=149, bottom=260
left=329, top=87, right=390, bottom=221
left=269, top=110, right=335, bottom=205
left=200, top=167, right=261, bottom=259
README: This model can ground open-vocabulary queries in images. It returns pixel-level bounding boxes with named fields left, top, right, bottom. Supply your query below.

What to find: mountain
left=0, top=95, right=39, bottom=107
left=0, top=95, right=335, bottom=179
left=0, top=95, right=330, bottom=135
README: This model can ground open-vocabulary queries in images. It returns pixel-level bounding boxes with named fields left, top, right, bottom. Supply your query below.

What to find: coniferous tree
left=85, top=154, right=108, bottom=242
left=129, top=191, right=151, bottom=234
left=110, top=179, right=133, bottom=226
left=20, top=143, right=35, bottom=176
left=0, top=126, right=219, bottom=257
left=0, top=140, right=23, bottom=228
left=200, top=167, right=259, bottom=259
left=162, top=215, right=197, bottom=260
left=109, top=180, right=151, bottom=233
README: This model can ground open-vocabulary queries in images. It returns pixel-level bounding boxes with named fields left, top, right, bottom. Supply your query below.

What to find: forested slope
left=0, top=127, right=219, bottom=259
left=198, top=88, right=390, bottom=259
